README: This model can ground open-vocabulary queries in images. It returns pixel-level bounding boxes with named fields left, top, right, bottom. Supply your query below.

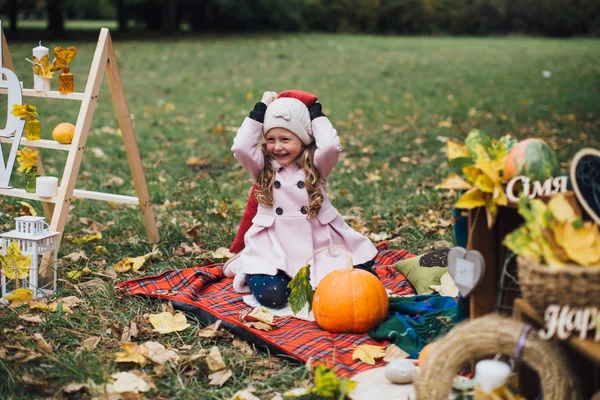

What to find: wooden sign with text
left=539, top=304, right=600, bottom=342
left=506, top=175, right=568, bottom=202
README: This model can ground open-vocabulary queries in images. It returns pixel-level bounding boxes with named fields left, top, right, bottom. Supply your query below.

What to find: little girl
left=224, top=90, right=377, bottom=308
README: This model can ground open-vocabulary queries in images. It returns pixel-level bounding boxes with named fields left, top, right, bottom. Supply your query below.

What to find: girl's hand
left=261, top=91, right=278, bottom=106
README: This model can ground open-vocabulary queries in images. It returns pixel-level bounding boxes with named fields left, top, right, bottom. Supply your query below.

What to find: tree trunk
left=47, top=0, right=65, bottom=37
left=9, top=0, right=18, bottom=33
left=162, top=0, right=178, bottom=35
left=116, top=0, right=128, bottom=32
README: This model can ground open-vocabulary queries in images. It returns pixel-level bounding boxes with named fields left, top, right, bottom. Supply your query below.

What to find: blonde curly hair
left=255, top=143, right=323, bottom=220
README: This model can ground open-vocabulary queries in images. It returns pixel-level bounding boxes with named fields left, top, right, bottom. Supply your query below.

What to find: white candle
left=36, top=176, right=58, bottom=197
left=475, top=360, right=511, bottom=394
left=32, top=41, right=50, bottom=92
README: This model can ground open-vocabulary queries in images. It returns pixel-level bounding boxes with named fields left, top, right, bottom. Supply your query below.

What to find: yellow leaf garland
left=16, top=148, right=39, bottom=174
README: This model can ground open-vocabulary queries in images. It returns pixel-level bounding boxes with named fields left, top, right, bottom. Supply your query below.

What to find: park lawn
left=0, top=33, right=599, bottom=398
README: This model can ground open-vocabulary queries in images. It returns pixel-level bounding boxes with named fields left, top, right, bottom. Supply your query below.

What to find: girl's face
left=265, top=128, right=303, bottom=166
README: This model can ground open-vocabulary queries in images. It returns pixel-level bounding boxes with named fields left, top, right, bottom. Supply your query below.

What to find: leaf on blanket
left=383, top=344, right=409, bottom=361
left=243, top=321, right=274, bottom=331
left=430, top=272, right=459, bottom=298
left=287, top=264, right=313, bottom=314
left=351, top=344, right=386, bottom=365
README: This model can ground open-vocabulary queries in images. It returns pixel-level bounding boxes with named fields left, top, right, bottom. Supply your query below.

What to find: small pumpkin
left=312, top=250, right=389, bottom=333
left=417, top=342, right=439, bottom=366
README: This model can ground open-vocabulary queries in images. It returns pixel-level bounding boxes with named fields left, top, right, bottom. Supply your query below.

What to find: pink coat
left=224, top=116, right=377, bottom=290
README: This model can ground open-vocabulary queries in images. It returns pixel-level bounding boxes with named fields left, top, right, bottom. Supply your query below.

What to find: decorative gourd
left=504, top=138, right=559, bottom=182
left=312, top=249, right=389, bottom=333
left=417, top=342, right=439, bottom=366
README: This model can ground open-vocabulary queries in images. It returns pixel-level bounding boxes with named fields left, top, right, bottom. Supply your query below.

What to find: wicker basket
left=415, top=314, right=579, bottom=400
left=517, top=256, right=600, bottom=315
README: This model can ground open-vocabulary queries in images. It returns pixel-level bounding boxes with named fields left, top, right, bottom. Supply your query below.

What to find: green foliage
left=288, top=264, right=314, bottom=314
left=56, top=0, right=600, bottom=36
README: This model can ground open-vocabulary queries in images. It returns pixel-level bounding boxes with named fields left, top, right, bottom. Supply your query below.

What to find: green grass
left=0, top=34, right=599, bottom=399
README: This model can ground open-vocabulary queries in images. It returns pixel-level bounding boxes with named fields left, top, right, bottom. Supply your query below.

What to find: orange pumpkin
left=312, top=257, right=389, bottom=333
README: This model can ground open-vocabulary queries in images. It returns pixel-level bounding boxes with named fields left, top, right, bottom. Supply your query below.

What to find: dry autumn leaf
left=18, top=314, right=44, bottom=324
left=148, top=311, right=191, bottom=334
left=143, top=341, right=178, bottom=364
left=243, top=321, right=274, bottom=331
left=352, top=344, right=386, bottom=365
left=115, top=342, right=148, bottom=366
left=114, top=247, right=160, bottom=273
left=33, top=333, right=53, bottom=353
left=383, top=344, right=410, bottom=362
left=208, top=369, right=232, bottom=386
left=197, top=320, right=222, bottom=338
left=111, top=371, right=151, bottom=394
left=206, top=346, right=227, bottom=372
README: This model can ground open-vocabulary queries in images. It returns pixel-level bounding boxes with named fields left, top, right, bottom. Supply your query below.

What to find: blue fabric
left=247, top=271, right=292, bottom=309
left=369, top=294, right=458, bottom=358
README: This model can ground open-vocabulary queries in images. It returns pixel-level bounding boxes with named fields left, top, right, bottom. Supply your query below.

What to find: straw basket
left=415, top=314, right=579, bottom=400
left=517, top=256, right=600, bottom=316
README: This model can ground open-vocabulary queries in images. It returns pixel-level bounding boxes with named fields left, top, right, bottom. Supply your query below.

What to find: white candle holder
left=0, top=216, right=60, bottom=299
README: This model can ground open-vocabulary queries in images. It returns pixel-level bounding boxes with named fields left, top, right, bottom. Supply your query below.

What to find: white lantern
left=0, top=216, right=60, bottom=299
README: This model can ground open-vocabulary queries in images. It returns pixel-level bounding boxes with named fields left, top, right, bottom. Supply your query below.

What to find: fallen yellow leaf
left=148, top=311, right=190, bottom=334
left=4, top=288, right=33, bottom=302
left=115, top=342, right=148, bottom=366
left=351, top=344, right=386, bottom=365
left=111, top=371, right=151, bottom=394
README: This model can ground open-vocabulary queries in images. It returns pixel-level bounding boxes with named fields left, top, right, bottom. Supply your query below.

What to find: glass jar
left=25, top=166, right=40, bottom=193
left=59, top=66, right=74, bottom=95
left=25, top=119, right=41, bottom=140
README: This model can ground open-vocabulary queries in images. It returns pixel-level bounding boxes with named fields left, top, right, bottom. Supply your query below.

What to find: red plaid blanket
left=119, top=242, right=415, bottom=377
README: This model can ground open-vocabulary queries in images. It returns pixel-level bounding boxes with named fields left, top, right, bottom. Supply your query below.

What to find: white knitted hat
left=263, top=97, right=313, bottom=145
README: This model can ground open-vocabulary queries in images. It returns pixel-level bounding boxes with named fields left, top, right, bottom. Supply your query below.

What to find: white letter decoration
left=0, top=20, right=26, bottom=189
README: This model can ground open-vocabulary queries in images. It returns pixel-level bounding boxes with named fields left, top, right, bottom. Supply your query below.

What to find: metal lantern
left=0, top=216, right=60, bottom=299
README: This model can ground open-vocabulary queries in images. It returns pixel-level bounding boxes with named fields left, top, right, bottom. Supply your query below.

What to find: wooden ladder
left=0, top=27, right=159, bottom=273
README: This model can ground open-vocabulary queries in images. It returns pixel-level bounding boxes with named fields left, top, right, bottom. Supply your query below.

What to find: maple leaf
left=197, top=320, right=222, bottom=338
left=243, top=321, right=274, bottom=331
left=51, top=46, right=77, bottom=71
left=287, top=264, right=313, bottom=314
left=28, top=54, right=56, bottom=78
left=211, top=247, right=234, bottom=259
left=72, top=232, right=102, bottom=246
left=148, top=311, right=190, bottom=334
left=115, top=342, right=148, bottom=366
left=351, top=344, right=386, bottom=365
left=1, top=240, right=32, bottom=280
